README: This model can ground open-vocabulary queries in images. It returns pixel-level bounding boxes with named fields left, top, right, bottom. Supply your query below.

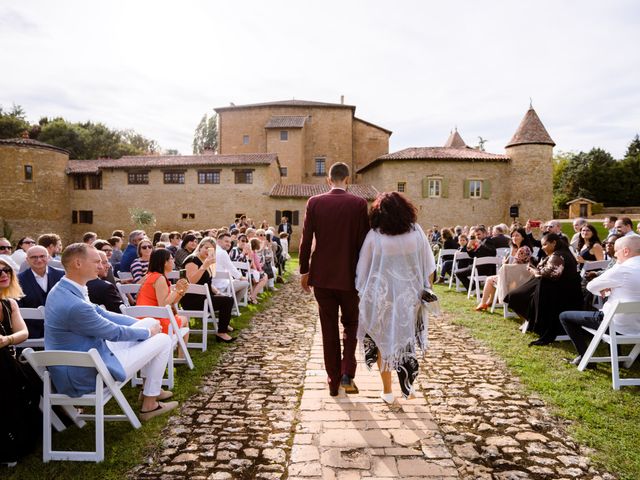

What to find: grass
left=560, top=221, right=610, bottom=242
left=6, top=260, right=298, bottom=480
left=433, top=283, right=640, bottom=480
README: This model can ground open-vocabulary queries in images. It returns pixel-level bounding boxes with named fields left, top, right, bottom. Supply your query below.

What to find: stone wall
left=0, top=144, right=71, bottom=244
left=352, top=119, right=390, bottom=175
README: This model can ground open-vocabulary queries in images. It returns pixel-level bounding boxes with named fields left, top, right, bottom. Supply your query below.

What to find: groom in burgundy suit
left=299, top=162, right=370, bottom=396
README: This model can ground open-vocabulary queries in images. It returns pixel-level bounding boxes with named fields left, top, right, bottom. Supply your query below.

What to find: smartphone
left=179, top=269, right=187, bottom=280
left=529, top=220, right=541, bottom=228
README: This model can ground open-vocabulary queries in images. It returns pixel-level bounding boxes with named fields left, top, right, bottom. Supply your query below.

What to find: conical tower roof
left=444, top=129, right=466, bottom=149
left=506, top=107, right=555, bottom=148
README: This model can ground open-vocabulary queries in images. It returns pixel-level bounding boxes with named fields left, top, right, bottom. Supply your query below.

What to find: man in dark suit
left=88, top=250, right=124, bottom=313
left=277, top=216, right=293, bottom=237
left=455, top=226, right=497, bottom=290
left=17, top=245, right=65, bottom=337
left=299, top=162, right=370, bottom=396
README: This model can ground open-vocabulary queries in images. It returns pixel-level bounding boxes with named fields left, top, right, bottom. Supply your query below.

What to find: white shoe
left=380, top=392, right=395, bottom=404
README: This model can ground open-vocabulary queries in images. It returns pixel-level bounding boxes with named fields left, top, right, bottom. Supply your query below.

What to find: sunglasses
left=22, top=240, right=36, bottom=245
left=0, top=267, right=13, bottom=275
left=0, top=246, right=12, bottom=251
left=140, top=245, right=153, bottom=250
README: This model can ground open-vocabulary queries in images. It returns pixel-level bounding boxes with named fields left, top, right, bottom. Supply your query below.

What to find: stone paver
left=130, top=272, right=617, bottom=479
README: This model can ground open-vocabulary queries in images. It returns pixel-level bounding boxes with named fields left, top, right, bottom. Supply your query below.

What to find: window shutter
left=292, top=210, right=300, bottom=226
left=482, top=180, right=491, bottom=199
left=275, top=210, right=282, bottom=225
left=463, top=180, right=470, bottom=198
left=422, top=178, right=429, bottom=198
left=441, top=178, right=449, bottom=198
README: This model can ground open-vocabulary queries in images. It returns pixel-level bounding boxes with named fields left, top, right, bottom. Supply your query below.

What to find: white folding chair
left=496, top=247, right=511, bottom=261
left=580, top=260, right=610, bottom=279
left=175, top=284, right=217, bottom=352
left=116, top=283, right=141, bottom=307
left=532, top=246, right=540, bottom=258
left=578, top=300, right=640, bottom=389
left=436, top=249, right=457, bottom=278
left=232, top=261, right=251, bottom=306
left=213, top=270, right=241, bottom=316
left=166, top=270, right=180, bottom=283
left=119, top=305, right=193, bottom=390
left=467, top=256, right=502, bottom=301
left=19, top=306, right=46, bottom=349
left=115, top=271, right=133, bottom=282
left=22, top=347, right=141, bottom=462
left=448, top=251, right=470, bottom=292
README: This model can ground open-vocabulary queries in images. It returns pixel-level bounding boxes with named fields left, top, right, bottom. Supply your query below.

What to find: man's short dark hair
left=620, top=216, right=633, bottom=227
left=169, top=231, right=181, bottom=241
left=108, top=236, right=121, bottom=247
left=329, top=162, right=350, bottom=181
left=111, top=230, right=125, bottom=238
left=606, top=215, right=618, bottom=223
left=93, top=239, right=110, bottom=251
left=82, top=232, right=97, bottom=243
left=38, top=233, right=61, bottom=249
left=217, top=232, right=231, bottom=240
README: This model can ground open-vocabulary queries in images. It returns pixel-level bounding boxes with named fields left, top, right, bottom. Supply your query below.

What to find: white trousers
left=107, top=317, right=171, bottom=397
left=233, top=279, right=249, bottom=300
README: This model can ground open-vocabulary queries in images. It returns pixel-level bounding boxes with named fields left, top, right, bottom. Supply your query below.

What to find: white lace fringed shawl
left=355, top=224, right=436, bottom=371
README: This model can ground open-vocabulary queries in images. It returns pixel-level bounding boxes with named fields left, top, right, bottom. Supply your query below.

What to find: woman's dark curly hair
left=369, top=192, right=417, bottom=235
left=577, top=224, right=601, bottom=251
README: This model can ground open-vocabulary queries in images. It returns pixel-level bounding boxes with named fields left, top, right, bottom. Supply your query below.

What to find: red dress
left=136, top=272, right=172, bottom=334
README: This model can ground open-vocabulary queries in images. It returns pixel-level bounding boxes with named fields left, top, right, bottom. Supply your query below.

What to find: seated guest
left=215, top=232, right=250, bottom=303
left=230, top=235, right=249, bottom=262
left=87, top=251, right=124, bottom=313
left=0, top=237, right=14, bottom=266
left=560, top=236, right=640, bottom=365
left=279, top=232, right=290, bottom=270
left=10, top=237, right=36, bottom=269
left=45, top=244, right=177, bottom=420
left=93, top=239, right=118, bottom=285
left=475, top=227, right=533, bottom=310
left=18, top=246, right=65, bottom=337
left=19, top=233, right=64, bottom=272
left=603, top=216, right=618, bottom=235
left=181, top=238, right=235, bottom=342
left=136, top=249, right=190, bottom=353
left=570, top=217, right=588, bottom=249
left=436, top=233, right=468, bottom=284
left=247, top=238, right=269, bottom=303
left=504, top=233, right=583, bottom=346
left=174, top=234, right=197, bottom=269
left=166, top=232, right=182, bottom=256
left=108, top=236, right=124, bottom=269
left=441, top=228, right=459, bottom=250
left=454, top=226, right=497, bottom=290
left=82, top=231, right=98, bottom=245
left=151, top=231, right=162, bottom=247
left=119, top=230, right=146, bottom=273
left=131, top=239, right=153, bottom=283
left=576, top=224, right=604, bottom=266
left=615, top=216, right=638, bottom=237
left=489, top=225, right=511, bottom=248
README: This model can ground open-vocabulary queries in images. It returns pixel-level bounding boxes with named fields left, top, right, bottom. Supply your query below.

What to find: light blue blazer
left=44, top=277, right=150, bottom=397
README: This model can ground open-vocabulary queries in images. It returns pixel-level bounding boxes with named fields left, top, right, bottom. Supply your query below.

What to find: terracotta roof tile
left=215, top=99, right=355, bottom=112
left=66, top=153, right=277, bottom=174
left=357, top=147, right=509, bottom=173
left=265, top=116, right=307, bottom=129
left=443, top=130, right=467, bottom=148
left=506, top=108, right=555, bottom=147
left=0, top=138, right=70, bottom=154
left=269, top=183, right=379, bottom=200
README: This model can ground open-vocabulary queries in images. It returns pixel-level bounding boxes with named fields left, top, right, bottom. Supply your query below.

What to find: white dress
left=355, top=224, right=436, bottom=372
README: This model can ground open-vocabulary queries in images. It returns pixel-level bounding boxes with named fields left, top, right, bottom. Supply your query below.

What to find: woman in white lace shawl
left=356, top=192, right=436, bottom=403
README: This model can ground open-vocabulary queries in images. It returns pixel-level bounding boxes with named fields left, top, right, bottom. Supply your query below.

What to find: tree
left=192, top=113, right=218, bottom=154
left=0, top=104, right=30, bottom=139
left=164, top=149, right=180, bottom=155
left=476, top=136, right=487, bottom=151
left=38, top=119, right=90, bottom=159
left=625, top=134, right=640, bottom=158
left=121, top=129, right=159, bottom=155
left=129, top=208, right=156, bottom=230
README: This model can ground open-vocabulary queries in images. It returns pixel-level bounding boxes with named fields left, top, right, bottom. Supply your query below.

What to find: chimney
left=340, top=95, right=344, bottom=105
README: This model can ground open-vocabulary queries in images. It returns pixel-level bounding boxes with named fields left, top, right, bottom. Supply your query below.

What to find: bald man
left=560, top=236, right=640, bottom=365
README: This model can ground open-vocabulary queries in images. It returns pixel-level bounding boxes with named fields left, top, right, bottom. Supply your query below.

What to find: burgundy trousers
left=313, top=286, right=359, bottom=391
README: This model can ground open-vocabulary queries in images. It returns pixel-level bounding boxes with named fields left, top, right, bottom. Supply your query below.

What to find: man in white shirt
left=603, top=216, right=618, bottom=236
left=213, top=232, right=249, bottom=302
left=615, top=217, right=639, bottom=237
left=560, top=235, right=640, bottom=365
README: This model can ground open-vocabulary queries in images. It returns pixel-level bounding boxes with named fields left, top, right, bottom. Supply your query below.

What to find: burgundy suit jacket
left=299, top=189, right=370, bottom=291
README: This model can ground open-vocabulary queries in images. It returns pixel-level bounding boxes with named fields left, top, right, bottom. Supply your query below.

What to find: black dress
left=504, top=249, right=582, bottom=342
left=180, top=256, right=234, bottom=334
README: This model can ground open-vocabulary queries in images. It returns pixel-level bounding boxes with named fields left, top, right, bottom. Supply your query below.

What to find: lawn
left=5, top=259, right=298, bottom=480
left=559, top=220, right=611, bottom=242
left=433, top=283, right=640, bottom=480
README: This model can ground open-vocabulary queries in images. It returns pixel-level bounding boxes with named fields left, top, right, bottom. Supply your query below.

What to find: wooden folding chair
left=119, top=305, right=193, bottom=389
left=22, top=348, right=141, bottom=462
left=578, top=300, right=640, bottom=389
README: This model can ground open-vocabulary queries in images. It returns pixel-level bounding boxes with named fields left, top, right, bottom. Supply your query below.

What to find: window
left=242, top=135, right=249, bottom=145
left=234, top=169, right=253, bottom=184
left=429, top=179, right=441, bottom=198
left=24, top=165, right=33, bottom=181
left=72, top=210, right=93, bottom=224
left=128, top=171, right=149, bottom=184
left=280, top=167, right=288, bottom=177
left=163, top=171, right=185, bottom=184
left=469, top=180, right=482, bottom=198
left=74, top=175, right=87, bottom=190
left=89, top=174, right=102, bottom=189
left=181, top=213, right=195, bottom=220
left=280, top=130, right=288, bottom=141
left=198, top=170, right=220, bottom=184
left=276, top=209, right=300, bottom=226
left=397, top=182, right=406, bottom=192
left=314, top=158, right=326, bottom=176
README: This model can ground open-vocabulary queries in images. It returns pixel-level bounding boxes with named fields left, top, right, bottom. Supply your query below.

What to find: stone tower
left=505, top=107, right=555, bottom=222
left=0, top=138, right=71, bottom=243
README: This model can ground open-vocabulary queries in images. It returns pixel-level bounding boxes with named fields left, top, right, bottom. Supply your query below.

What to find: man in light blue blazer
left=45, top=243, right=177, bottom=421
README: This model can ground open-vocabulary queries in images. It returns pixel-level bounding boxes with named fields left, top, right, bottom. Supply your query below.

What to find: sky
left=1, top=0, right=639, bottom=158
